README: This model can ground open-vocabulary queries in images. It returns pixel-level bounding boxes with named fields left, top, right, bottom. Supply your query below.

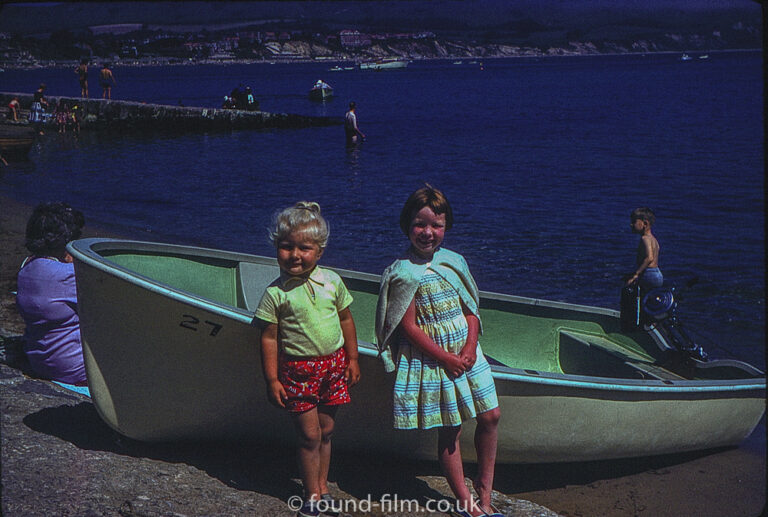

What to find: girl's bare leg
left=473, top=407, right=501, bottom=512
left=292, top=408, right=323, bottom=501
left=317, top=405, right=338, bottom=495
left=438, top=426, right=483, bottom=516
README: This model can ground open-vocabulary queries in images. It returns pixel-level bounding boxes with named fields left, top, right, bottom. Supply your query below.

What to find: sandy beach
left=1, top=193, right=765, bottom=517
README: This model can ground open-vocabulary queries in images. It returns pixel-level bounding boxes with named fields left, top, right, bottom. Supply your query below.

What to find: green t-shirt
left=255, top=266, right=353, bottom=357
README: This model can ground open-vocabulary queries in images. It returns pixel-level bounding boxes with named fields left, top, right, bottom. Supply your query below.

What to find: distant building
left=237, top=31, right=261, bottom=44
left=340, top=30, right=371, bottom=48
left=184, top=41, right=210, bottom=53
left=89, top=24, right=143, bottom=36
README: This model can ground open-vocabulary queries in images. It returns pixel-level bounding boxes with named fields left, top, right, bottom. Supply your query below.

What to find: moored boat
left=68, top=238, right=766, bottom=463
left=308, top=79, right=333, bottom=101
left=0, top=122, right=35, bottom=160
left=359, top=58, right=409, bottom=70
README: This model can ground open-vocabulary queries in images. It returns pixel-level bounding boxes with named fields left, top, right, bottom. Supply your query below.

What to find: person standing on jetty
left=16, top=202, right=88, bottom=387
left=55, top=100, right=71, bottom=134
left=28, top=83, right=49, bottom=135
left=75, top=58, right=89, bottom=98
left=624, top=207, right=663, bottom=290
left=376, top=186, right=502, bottom=517
left=254, top=202, right=360, bottom=517
left=344, top=101, right=365, bottom=146
left=7, top=96, right=20, bottom=121
left=99, top=63, right=116, bottom=99
left=245, top=86, right=258, bottom=111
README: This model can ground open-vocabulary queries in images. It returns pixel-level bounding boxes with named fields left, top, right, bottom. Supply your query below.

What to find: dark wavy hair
left=399, top=184, right=453, bottom=236
left=25, top=202, right=85, bottom=255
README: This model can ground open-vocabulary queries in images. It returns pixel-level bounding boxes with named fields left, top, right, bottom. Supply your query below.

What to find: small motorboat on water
left=67, top=238, right=765, bottom=463
left=308, top=79, right=333, bottom=101
left=0, top=123, right=36, bottom=161
left=359, top=58, right=409, bottom=70
left=681, top=53, right=693, bottom=61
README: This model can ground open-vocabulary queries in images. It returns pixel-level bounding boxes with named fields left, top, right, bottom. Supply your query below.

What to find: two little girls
left=258, top=189, right=500, bottom=517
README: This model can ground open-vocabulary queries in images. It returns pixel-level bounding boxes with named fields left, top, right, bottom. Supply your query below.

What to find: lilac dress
left=16, top=257, right=86, bottom=385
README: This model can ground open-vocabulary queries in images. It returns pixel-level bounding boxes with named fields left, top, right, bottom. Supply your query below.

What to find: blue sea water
left=1, top=52, right=764, bottom=367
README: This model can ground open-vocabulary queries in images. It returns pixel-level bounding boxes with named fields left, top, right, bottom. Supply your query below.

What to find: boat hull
left=68, top=238, right=766, bottom=463
left=308, top=87, right=333, bottom=101
left=0, top=123, right=35, bottom=159
left=360, top=59, right=409, bottom=70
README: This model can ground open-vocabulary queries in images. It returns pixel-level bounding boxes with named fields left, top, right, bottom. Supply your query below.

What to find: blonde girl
left=255, top=202, right=360, bottom=517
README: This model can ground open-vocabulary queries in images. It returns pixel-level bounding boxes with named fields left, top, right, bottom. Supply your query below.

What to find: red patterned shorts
left=279, top=347, right=351, bottom=413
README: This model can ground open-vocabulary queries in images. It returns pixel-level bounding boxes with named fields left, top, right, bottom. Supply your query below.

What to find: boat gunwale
left=68, top=238, right=766, bottom=395
left=69, top=238, right=616, bottom=316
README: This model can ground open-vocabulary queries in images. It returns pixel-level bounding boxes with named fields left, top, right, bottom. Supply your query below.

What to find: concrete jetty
left=0, top=92, right=341, bottom=131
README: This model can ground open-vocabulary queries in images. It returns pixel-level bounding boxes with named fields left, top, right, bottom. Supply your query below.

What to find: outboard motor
left=642, top=287, right=707, bottom=361
left=620, top=282, right=707, bottom=361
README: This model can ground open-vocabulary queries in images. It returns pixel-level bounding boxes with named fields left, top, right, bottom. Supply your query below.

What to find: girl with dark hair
left=376, top=185, right=501, bottom=517
left=16, top=202, right=88, bottom=386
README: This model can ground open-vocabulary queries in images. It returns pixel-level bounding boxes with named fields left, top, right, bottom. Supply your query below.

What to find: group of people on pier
left=20, top=84, right=81, bottom=135
left=223, top=85, right=258, bottom=110
left=4, top=60, right=113, bottom=136
left=74, top=59, right=116, bottom=100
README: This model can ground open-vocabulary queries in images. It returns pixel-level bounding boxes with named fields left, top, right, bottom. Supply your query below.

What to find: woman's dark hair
left=399, top=184, right=453, bottom=236
left=25, top=202, right=85, bottom=255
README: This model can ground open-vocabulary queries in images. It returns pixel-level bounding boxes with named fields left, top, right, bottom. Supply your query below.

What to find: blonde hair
left=268, top=201, right=330, bottom=249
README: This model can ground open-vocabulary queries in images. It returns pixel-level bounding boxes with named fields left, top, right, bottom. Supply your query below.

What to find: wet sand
left=1, top=193, right=765, bottom=516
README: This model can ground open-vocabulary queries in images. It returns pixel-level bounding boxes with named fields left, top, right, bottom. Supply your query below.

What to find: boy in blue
left=625, top=207, right=663, bottom=289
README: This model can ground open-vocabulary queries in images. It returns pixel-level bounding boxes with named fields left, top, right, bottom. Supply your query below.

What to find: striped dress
left=393, top=269, right=498, bottom=429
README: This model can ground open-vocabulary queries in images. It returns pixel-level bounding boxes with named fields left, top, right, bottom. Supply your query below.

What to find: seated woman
left=16, top=202, right=87, bottom=386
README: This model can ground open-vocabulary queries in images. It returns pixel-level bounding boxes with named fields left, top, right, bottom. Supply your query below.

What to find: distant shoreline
left=1, top=48, right=760, bottom=71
